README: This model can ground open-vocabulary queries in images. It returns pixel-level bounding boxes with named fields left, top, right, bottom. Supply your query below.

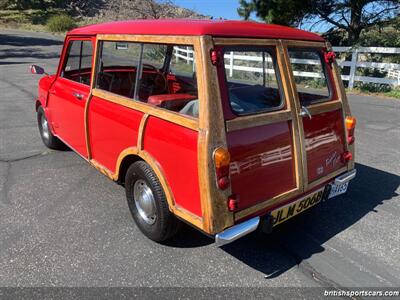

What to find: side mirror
left=30, top=65, right=47, bottom=75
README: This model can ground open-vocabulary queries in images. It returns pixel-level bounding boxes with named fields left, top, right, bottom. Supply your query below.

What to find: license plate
left=271, top=188, right=324, bottom=227
left=328, top=181, right=349, bottom=199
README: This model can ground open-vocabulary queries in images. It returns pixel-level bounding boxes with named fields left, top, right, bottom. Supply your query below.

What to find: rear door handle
left=299, top=106, right=312, bottom=120
left=72, top=92, right=84, bottom=100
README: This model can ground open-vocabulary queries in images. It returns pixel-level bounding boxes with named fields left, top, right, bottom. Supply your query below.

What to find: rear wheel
left=125, top=161, right=181, bottom=242
left=37, top=106, right=63, bottom=150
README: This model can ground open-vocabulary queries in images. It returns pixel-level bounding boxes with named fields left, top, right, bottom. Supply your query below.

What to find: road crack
left=0, top=151, right=53, bottom=205
left=0, top=150, right=52, bottom=163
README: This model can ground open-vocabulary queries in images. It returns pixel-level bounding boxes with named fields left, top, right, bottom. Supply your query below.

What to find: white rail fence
left=173, top=46, right=400, bottom=90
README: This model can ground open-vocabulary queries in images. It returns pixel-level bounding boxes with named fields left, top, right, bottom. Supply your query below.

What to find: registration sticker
left=271, top=188, right=325, bottom=227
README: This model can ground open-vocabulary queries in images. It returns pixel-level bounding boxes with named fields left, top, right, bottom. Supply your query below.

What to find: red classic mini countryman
left=32, top=19, right=356, bottom=245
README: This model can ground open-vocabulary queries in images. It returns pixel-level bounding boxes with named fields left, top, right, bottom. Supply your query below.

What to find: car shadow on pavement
left=0, top=48, right=60, bottom=60
left=0, top=34, right=62, bottom=60
left=0, top=34, right=63, bottom=47
left=219, top=163, right=400, bottom=278
left=163, top=224, right=214, bottom=248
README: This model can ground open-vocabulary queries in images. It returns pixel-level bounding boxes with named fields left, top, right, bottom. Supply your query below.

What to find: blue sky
left=173, top=0, right=332, bottom=32
left=173, top=0, right=242, bottom=20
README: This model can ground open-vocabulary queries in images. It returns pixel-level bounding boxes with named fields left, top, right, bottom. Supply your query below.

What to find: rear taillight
left=228, top=195, right=239, bottom=211
left=341, top=150, right=353, bottom=163
left=213, top=147, right=230, bottom=190
left=345, top=116, right=356, bottom=145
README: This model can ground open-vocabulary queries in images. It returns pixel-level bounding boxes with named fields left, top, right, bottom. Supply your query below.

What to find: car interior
left=95, top=44, right=199, bottom=118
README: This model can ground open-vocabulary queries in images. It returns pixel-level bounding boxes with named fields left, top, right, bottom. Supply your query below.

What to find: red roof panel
left=68, top=19, right=324, bottom=42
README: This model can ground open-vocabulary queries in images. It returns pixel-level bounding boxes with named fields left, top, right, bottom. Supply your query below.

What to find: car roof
left=68, top=19, right=324, bottom=42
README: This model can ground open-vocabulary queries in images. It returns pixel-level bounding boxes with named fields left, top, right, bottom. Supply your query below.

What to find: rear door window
left=223, top=47, right=284, bottom=115
left=288, top=48, right=331, bottom=105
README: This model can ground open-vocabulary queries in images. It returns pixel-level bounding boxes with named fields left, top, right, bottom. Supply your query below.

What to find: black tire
left=125, top=161, right=181, bottom=242
left=37, top=106, right=64, bottom=150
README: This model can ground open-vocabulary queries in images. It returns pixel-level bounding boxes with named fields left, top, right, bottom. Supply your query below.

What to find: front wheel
left=37, top=106, right=64, bottom=150
left=125, top=161, right=181, bottom=242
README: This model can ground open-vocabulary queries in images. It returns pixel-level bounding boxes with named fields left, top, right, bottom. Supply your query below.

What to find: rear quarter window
left=288, top=48, right=331, bottom=105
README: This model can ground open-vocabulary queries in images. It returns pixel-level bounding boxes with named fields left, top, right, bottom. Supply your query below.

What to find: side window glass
left=62, top=40, right=93, bottom=85
left=170, top=46, right=195, bottom=76
left=223, top=48, right=284, bottom=115
left=138, top=44, right=198, bottom=118
left=142, top=44, right=167, bottom=69
left=95, top=41, right=199, bottom=119
left=96, top=41, right=141, bottom=98
left=288, top=49, right=331, bottom=105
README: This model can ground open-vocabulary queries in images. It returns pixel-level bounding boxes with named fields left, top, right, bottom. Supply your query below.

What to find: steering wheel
left=141, top=64, right=167, bottom=95
left=98, top=71, right=115, bottom=92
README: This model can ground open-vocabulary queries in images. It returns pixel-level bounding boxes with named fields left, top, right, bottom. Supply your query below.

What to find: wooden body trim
left=137, top=114, right=149, bottom=151
left=196, top=36, right=234, bottom=234
left=276, top=40, right=304, bottom=194
left=280, top=40, right=309, bottom=192
left=306, top=100, right=342, bottom=115
left=226, top=110, right=292, bottom=132
left=326, top=42, right=355, bottom=170
left=97, top=34, right=199, bottom=45
left=91, top=89, right=199, bottom=131
left=235, top=188, right=299, bottom=221
left=307, top=166, right=347, bottom=191
left=213, top=38, right=278, bottom=46
left=282, top=40, right=326, bottom=48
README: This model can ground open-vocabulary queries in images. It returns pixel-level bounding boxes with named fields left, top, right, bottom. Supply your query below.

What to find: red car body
left=34, top=20, right=356, bottom=245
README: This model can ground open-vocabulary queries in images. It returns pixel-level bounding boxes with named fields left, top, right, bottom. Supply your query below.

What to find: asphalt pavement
left=0, top=29, right=399, bottom=296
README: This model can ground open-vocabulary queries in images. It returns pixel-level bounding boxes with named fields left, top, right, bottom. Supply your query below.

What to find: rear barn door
left=285, top=46, right=347, bottom=189
left=218, top=45, right=302, bottom=213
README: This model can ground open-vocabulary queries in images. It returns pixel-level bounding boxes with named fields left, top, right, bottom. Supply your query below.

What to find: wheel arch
left=117, top=153, right=143, bottom=184
left=35, top=100, right=41, bottom=111
left=115, top=148, right=176, bottom=210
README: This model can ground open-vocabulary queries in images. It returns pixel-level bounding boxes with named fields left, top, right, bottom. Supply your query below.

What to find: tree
left=0, top=0, right=47, bottom=10
left=238, top=0, right=400, bottom=45
left=0, top=0, right=105, bottom=16
left=104, top=0, right=203, bottom=20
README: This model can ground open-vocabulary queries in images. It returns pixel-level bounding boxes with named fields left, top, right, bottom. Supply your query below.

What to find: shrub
left=46, top=14, right=76, bottom=32
left=385, top=87, right=400, bottom=99
left=357, top=83, right=392, bottom=93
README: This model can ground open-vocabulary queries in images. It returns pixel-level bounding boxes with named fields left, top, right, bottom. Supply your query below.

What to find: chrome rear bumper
left=215, top=217, right=260, bottom=246
left=215, top=169, right=357, bottom=246
left=334, top=169, right=357, bottom=184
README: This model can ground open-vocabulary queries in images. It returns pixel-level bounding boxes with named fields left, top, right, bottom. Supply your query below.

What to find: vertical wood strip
left=84, top=36, right=99, bottom=160
left=280, top=40, right=308, bottom=191
left=327, top=42, right=355, bottom=170
left=137, top=114, right=149, bottom=151
left=276, top=41, right=303, bottom=193
left=197, top=36, right=234, bottom=234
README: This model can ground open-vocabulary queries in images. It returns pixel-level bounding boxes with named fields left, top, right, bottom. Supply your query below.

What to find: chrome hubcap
left=41, top=114, right=49, bottom=140
left=133, top=180, right=157, bottom=225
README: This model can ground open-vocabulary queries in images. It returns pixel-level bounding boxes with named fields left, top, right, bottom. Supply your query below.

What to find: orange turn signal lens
left=345, top=116, right=357, bottom=130
left=214, top=147, right=231, bottom=168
